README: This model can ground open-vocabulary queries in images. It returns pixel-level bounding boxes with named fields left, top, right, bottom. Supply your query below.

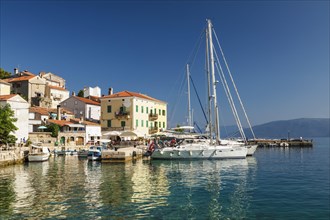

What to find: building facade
left=0, top=94, right=29, bottom=143
left=60, top=96, right=101, bottom=122
left=0, top=79, right=11, bottom=95
left=100, top=91, right=167, bottom=137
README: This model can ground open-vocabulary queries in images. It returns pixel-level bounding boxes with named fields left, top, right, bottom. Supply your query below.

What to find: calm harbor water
left=0, top=138, right=329, bottom=220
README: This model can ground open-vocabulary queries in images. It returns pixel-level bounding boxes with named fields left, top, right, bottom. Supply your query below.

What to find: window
left=162, top=110, right=166, bottom=116
left=141, top=120, right=144, bottom=127
left=146, top=120, right=148, bottom=127
left=146, top=107, right=149, bottom=114
left=154, top=108, right=157, bottom=114
left=136, top=105, right=138, bottom=113
left=159, top=122, right=161, bottom=127
left=107, top=120, right=112, bottom=127
left=107, top=105, right=112, bottom=113
left=163, top=122, right=165, bottom=128
left=136, top=119, right=138, bottom=127
left=141, top=106, right=144, bottom=113
left=121, top=121, right=126, bottom=128
left=159, top=109, right=161, bottom=115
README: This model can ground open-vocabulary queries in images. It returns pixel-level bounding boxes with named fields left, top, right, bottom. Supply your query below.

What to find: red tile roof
left=74, top=96, right=100, bottom=106
left=21, top=70, right=35, bottom=76
left=0, top=79, right=10, bottom=85
left=29, top=106, right=49, bottom=115
left=101, top=90, right=165, bottom=103
left=47, top=119, right=73, bottom=127
left=0, top=94, right=17, bottom=101
left=30, top=106, right=74, bottom=115
left=3, top=75, right=35, bottom=83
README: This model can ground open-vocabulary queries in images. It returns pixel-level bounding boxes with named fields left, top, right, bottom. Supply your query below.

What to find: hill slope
left=246, top=118, right=330, bottom=139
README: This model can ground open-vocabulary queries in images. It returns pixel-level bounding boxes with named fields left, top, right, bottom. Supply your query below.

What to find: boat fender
left=160, top=150, right=164, bottom=155
left=202, top=150, right=204, bottom=156
left=189, top=151, right=192, bottom=156
left=170, top=152, right=173, bottom=157
left=178, top=151, right=180, bottom=156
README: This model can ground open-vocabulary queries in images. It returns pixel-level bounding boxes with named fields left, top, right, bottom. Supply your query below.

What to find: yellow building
left=100, top=91, right=167, bottom=137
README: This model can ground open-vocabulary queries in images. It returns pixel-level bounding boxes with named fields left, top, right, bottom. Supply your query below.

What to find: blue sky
left=1, top=0, right=329, bottom=129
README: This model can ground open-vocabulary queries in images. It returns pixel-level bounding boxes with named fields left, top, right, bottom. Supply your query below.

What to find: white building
left=60, top=96, right=101, bottom=122
left=83, top=86, right=101, bottom=98
left=0, top=79, right=11, bottom=95
left=45, top=85, right=70, bottom=108
left=0, top=94, right=29, bottom=143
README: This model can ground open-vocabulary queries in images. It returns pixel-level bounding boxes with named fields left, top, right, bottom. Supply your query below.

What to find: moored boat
left=28, top=145, right=50, bottom=162
left=87, top=146, right=106, bottom=161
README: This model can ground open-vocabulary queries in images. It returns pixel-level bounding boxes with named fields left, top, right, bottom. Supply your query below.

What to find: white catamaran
left=152, top=19, right=257, bottom=159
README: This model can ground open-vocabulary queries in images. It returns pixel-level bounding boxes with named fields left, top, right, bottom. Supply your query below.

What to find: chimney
left=57, top=105, right=61, bottom=120
left=108, top=87, right=113, bottom=95
left=14, top=68, right=19, bottom=75
left=71, top=91, right=75, bottom=96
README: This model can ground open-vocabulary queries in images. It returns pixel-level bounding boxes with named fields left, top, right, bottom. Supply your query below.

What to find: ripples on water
left=0, top=138, right=329, bottom=219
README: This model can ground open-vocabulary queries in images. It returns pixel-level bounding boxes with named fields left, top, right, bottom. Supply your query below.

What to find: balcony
left=149, top=127, right=159, bottom=134
left=115, top=111, right=130, bottom=119
left=149, top=113, right=158, bottom=121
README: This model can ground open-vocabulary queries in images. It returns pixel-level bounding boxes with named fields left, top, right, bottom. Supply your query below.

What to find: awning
left=99, top=139, right=111, bottom=143
left=120, top=130, right=144, bottom=137
left=103, top=131, right=122, bottom=136
left=67, top=124, right=85, bottom=128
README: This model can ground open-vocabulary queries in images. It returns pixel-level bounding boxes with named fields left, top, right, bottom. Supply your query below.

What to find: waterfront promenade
left=0, top=145, right=27, bottom=167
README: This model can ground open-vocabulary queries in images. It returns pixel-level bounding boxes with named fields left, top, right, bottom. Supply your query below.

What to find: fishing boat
left=28, top=145, right=50, bottom=162
left=151, top=19, right=255, bottom=160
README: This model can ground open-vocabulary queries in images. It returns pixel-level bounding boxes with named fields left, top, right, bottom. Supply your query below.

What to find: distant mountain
left=244, top=118, right=330, bottom=139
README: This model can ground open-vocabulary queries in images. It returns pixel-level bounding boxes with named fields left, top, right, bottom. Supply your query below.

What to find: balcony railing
left=115, top=111, right=130, bottom=119
left=149, top=113, right=158, bottom=121
left=149, top=127, right=159, bottom=134
left=102, top=127, right=131, bottom=132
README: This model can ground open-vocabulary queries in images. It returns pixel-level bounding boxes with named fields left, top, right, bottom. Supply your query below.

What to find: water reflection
left=149, top=159, right=257, bottom=219
left=0, top=157, right=257, bottom=219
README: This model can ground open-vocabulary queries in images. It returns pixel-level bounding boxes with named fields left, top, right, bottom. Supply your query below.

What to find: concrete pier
left=0, top=147, right=28, bottom=167
left=101, top=147, right=143, bottom=162
left=249, top=139, right=313, bottom=147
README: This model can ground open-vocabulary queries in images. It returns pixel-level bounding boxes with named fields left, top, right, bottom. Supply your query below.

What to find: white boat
left=152, top=19, right=254, bottom=160
left=87, top=146, right=106, bottom=161
left=28, top=145, right=50, bottom=162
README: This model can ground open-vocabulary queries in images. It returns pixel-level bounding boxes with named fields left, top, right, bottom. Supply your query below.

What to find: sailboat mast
left=205, top=27, right=213, bottom=141
left=207, top=19, right=221, bottom=143
left=186, top=64, right=192, bottom=128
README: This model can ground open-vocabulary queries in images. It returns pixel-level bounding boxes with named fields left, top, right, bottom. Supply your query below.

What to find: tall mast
left=205, top=27, right=212, bottom=141
left=207, top=19, right=221, bottom=143
left=186, top=64, right=192, bottom=128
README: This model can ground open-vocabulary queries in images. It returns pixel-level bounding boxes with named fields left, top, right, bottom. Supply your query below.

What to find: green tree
left=77, top=90, right=84, bottom=97
left=0, top=104, right=18, bottom=146
left=0, top=68, right=11, bottom=79
left=47, top=123, right=60, bottom=138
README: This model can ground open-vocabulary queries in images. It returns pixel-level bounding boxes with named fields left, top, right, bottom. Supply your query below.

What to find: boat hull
left=28, top=154, right=50, bottom=162
left=247, top=145, right=258, bottom=156
left=151, top=145, right=247, bottom=160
